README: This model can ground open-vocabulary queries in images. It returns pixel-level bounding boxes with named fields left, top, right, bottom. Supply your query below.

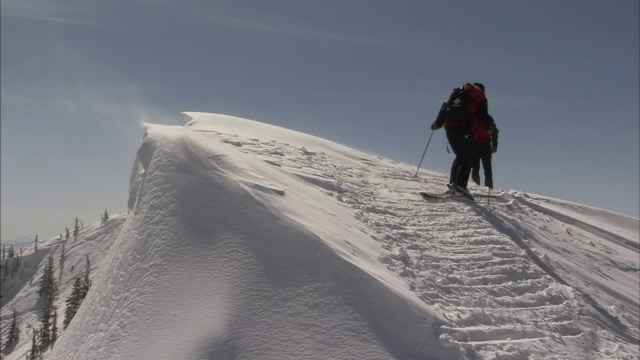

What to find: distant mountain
left=0, top=236, right=32, bottom=248
left=2, top=113, right=638, bottom=360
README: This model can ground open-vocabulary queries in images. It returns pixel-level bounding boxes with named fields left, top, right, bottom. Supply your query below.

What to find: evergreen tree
left=28, top=326, right=38, bottom=360
left=38, top=256, right=58, bottom=350
left=102, top=209, right=109, bottom=224
left=10, top=256, right=20, bottom=279
left=84, top=256, right=91, bottom=287
left=0, top=260, right=3, bottom=295
left=73, top=218, right=80, bottom=239
left=51, top=309, right=58, bottom=346
left=59, top=238, right=67, bottom=285
left=5, top=310, right=20, bottom=350
left=63, top=277, right=83, bottom=329
left=64, top=257, right=91, bottom=329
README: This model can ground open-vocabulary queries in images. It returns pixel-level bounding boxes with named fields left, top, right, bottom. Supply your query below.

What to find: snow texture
left=1, top=112, right=638, bottom=360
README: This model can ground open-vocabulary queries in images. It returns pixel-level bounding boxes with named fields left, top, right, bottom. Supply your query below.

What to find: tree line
left=1, top=211, right=109, bottom=359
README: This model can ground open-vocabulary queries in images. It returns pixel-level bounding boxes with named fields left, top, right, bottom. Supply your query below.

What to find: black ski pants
left=446, top=127, right=475, bottom=189
left=473, top=142, right=493, bottom=189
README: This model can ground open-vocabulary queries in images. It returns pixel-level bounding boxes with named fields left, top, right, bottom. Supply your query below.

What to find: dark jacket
left=473, top=114, right=499, bottom=149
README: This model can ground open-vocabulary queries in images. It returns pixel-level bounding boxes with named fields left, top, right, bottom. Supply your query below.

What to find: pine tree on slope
left=51, top=309, right=58, bottom=346
left=28, top=327, right=38, bottom=360
left=38, top=256, right=58, bottom=350
left=4, top=310, right=20, bottom=350
left=63, top=256, right=91, bottom=329
left=73, top=218, right=80, bottom=240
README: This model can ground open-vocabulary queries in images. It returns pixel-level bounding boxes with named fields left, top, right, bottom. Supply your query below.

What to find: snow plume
left=2, top=112, right=638, bottom=360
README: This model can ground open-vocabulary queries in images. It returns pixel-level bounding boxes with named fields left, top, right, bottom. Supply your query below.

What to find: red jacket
left=462, top=83, right=493, bottom=143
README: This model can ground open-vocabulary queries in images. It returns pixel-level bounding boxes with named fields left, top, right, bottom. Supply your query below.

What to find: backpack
left=444, top=87, right=472, bottom=125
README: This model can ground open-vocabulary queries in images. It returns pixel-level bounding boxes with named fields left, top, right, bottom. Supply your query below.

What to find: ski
left=446, top=183, right=475, bottom=201
left=419, top=191, right=475, bottom=202
left=419, top=191, right=452, bottom=199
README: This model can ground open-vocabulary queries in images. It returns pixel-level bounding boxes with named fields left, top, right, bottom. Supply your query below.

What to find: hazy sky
left=2, top=0, right=639, bottom=240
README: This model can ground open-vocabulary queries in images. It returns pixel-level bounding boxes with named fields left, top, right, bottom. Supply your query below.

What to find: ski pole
left=414, top=130, right=435, bottom=177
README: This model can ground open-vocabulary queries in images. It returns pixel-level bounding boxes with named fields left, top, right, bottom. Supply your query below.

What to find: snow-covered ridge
left=2, top=112, right=638, bottom=360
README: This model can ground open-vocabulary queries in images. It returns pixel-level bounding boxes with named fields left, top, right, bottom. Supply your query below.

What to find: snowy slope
left=1, top=215, right=127, bottom=357
left=2, top=112, right=638, bottom=360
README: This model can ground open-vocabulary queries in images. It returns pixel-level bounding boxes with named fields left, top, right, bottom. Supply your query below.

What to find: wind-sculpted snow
left=3, top=113, right=638, bottom=360
left=46, top=116, right=462, bottom=360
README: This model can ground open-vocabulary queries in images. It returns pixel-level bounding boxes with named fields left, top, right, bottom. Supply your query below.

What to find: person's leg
left=455, top=139, right=475, bottom=190
left=446, top=128, right=463, bottom=185
left=472, top=142, right=493, bottom=189
left=471, top=144, right=481, bottom=185
left=482, top=152, right=493, bottom=189
left=449, top=159, right=459, bottom=185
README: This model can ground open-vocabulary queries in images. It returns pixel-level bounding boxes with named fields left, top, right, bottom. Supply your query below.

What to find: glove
left=430, top=122, right=441, bottom=131
left=491, top=146, right=497, bottom=153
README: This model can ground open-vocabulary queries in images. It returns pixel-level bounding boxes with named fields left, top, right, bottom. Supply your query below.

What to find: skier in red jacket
left=430, top=82, right=493, bottom=199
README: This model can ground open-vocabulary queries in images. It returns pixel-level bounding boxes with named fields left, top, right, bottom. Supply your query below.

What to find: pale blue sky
left=2, top=0, right=639, bottom=240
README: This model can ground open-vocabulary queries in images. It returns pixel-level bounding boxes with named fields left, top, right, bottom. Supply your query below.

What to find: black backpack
left=444, top=87, right=471, bottom=125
